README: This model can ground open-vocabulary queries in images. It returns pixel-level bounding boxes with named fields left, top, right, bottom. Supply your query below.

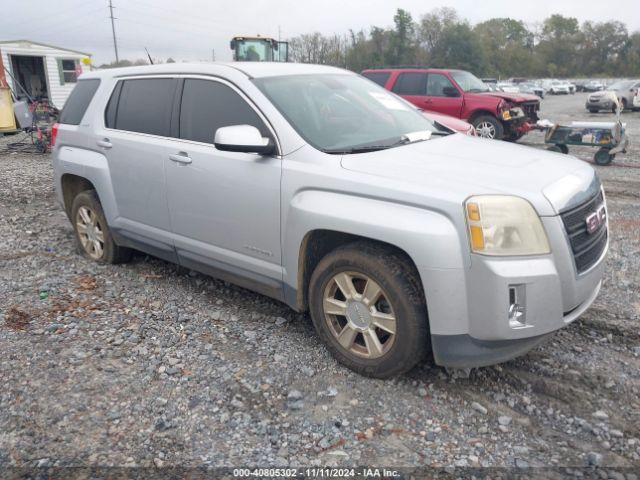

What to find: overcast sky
left=2, top=0, right=639, bottom=65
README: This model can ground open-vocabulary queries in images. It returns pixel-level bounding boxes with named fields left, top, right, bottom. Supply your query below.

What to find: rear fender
left=55, top=146, right=118, bottom=222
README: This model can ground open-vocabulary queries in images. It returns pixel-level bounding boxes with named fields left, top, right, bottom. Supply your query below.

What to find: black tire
left=71, top=190, right=132, bottom=264
left=308, top=241, right=430, bottom=378
left=471, top=115, right=504, bottom=140
left=594, top=148, right=614, bottom=166
left=504, top=131, right=525, bottom=142
left=588, top=109, right=598, bottom=113
left=546, top=145, right=562, bottom=153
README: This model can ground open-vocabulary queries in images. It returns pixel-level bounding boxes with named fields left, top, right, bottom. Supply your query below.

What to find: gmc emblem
left=585, top=205, right=606, bottom=234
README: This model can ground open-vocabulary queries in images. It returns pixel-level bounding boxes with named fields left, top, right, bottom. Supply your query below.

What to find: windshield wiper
left=324, top=132, right=432, bottom=155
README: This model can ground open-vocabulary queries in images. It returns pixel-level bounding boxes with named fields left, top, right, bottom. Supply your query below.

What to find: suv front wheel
left=309, top=242, right=430, bottom=378
left=472, top=115, right=504, bottom=140
left=71, top=190, right=132, bottom=264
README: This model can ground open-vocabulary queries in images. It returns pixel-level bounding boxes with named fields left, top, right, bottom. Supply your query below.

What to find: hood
left=340, top=134, right=596, bottom=216
left=474, top=91, right=540, bottom=103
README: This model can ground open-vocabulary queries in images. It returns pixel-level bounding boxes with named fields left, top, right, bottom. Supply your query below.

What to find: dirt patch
left=3, top=306, right=31, bottom=331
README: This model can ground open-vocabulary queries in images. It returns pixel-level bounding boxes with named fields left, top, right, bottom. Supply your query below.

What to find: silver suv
left=52, top=63, right=608, bottom=378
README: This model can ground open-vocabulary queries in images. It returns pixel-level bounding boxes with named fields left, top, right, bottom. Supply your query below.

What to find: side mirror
left=214, top=125, right=275, bottom=155
left=443, top=86, right=460, bottom=97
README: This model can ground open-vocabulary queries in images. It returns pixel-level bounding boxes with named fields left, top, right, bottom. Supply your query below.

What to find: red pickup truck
left=361, top=68, right=540, bottom=140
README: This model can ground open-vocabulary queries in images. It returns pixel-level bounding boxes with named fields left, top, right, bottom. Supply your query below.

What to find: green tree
left=536, top=14, right=581, bottom=76
left=388, top=9, right=417, bottom=65
left=430, top=23, right=486, bottom=74
left=475, top=18, right=534, bottom=76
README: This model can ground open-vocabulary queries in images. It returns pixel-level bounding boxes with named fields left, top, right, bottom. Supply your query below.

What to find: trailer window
left=59, top=79, right=100, bottom=125
left=60, top=59, right=79, bottom=84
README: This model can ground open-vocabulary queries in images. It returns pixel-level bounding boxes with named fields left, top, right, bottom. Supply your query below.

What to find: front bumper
left=421, top=214, right=607, bottom=367
left=432, top=280, right=601, bottom=367
left=586, top=99, right=611, bottom=110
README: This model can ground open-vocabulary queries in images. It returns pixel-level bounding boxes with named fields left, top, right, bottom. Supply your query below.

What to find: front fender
left=54, top=146, right=118, bottom=223
left=283, top=190, right=471, bottom=335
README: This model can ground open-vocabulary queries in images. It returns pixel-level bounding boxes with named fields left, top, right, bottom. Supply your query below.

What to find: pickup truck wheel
left=309, top=242, right=429, bottom=378
left=71, top=190, right=132, bottom=264
left=472, top=115, right=504, bottom=140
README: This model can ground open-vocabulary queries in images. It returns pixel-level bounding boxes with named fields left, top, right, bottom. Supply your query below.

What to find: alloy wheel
left=476, top=121, right=496, bottom=139
left=76, top=206, right=105, bottom=260
left=322, top=271, right=396, bottom=359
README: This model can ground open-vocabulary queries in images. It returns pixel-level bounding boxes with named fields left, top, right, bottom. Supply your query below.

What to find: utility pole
left=108, top=0, right=119, bottom=64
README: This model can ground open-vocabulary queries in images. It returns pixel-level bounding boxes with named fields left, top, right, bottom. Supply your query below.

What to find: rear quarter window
left=59, top=79, right=100, bottom=125
left=361, top=72, right=391, bottom=88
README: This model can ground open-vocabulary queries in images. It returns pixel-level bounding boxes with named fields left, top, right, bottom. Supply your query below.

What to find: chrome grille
left=560, top=190, right=607, bottom=274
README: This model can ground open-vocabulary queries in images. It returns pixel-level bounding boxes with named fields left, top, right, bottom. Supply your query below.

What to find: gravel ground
left=0, top=93, right=639, bottom=474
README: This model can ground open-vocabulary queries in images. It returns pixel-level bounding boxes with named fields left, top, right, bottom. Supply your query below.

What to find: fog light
left=508, top=285, right=528, bottom=329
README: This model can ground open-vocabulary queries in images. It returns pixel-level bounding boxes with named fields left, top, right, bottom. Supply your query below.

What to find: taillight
left=51, top=123, right=59, bottom=146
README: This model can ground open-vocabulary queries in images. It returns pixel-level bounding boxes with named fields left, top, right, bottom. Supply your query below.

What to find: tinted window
left=104, top=81, right=122, bottom=129
left=426, top=73, right=456, bottom=96
left=391, top=72, right=427, bottom=95
left=179, top=79, right=269, bottom=144
left=59, top=79, right=100, bottom=125
left=361, top=72, right=391, bottom=87
left=115, top=78, right=176, bottom=136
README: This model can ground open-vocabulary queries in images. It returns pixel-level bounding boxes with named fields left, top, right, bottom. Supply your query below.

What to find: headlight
left=465, top=195, right=550, bottom=256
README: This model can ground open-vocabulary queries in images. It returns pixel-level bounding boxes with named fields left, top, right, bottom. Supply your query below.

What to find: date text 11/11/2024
left=232, top=468, right=401, bottom=478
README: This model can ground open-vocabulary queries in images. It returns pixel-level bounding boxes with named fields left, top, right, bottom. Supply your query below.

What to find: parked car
left=549, top=81, right=571, bottom=95
left=361, top=67, right=540, bottom=140
left=583, top=80, right=605, bottom=92
left=518, top=82, right=545, bottom=98
left=423, top=111, right=476, bottom=136
left=567, top=82, right=576, bottom=94
left=52, top=62, right=607, bottom=378
left=586, top=80, right=640, bottom=112
left=496, top=82, right=520, bottom=93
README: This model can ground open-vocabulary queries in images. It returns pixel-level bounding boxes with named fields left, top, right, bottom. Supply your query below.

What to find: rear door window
left=59, top=79, right=100, bottom=125
left=361, top=72, right=391, bottom=88
left=179, top=78, right=270, bottom=144
left=391, top=72, right=427, bottom=96
left=112, top=78, right=176, bottom=136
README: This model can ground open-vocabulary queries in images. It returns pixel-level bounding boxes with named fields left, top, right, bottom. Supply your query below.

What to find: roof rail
left=364, top=65, right=430, bottom=70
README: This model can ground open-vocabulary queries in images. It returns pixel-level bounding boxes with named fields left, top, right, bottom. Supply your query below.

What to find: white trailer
left=0, top=39, right=91, bottom=109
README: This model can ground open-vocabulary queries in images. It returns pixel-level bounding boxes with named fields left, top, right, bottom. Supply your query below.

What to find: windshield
left=235, top=39, right=274, bottom=61
left=253, top=74, right=439, bottom=153
left=608, top=81, right=634, bottom=91
left=450, top=71, right=490, bottom=93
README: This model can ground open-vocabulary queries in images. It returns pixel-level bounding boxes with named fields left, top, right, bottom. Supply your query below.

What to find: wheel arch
left=60, top=174, right=96, bottom=218
left=295, top=230, right=424, bottom=313
left=55, top=147, right=119, bottom=223
left=467, top=109, right=499, bottom=124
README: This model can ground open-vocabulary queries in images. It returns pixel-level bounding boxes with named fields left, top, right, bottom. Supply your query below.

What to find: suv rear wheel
left=472, top=115, right=504, bottom=140
left=71, top=190, right=132, bottom=264
left=309, top=242, right=429, bottom=378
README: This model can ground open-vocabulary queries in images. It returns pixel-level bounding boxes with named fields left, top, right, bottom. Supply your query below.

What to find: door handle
left=96, top=138, right=112, bottom=149
left=169, top=152, right=192, bottom=164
